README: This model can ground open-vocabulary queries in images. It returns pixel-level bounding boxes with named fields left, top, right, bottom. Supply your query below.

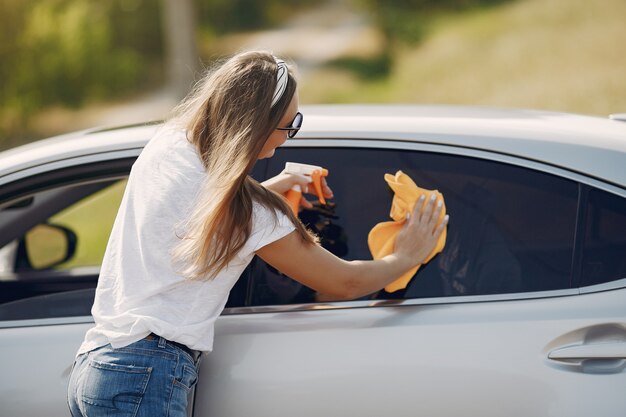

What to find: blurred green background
left=1, top=0, right=625, bottom=151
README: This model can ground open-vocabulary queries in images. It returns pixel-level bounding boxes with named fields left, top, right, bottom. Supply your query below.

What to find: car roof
left=1, top=105, right=625, bottom=188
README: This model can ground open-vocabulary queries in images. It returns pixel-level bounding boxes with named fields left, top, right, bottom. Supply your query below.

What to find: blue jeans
left=67, top=336, right=201, bottom=417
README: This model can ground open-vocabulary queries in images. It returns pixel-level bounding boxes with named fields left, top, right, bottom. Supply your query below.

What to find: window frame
left=222, top=138, right=626, bottom=315
left=0, top=150, right=141, bottom=207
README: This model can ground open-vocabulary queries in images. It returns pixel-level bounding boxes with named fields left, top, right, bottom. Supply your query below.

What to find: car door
left=0, top=148, right=266, bottom=417
left=0, top=156, right=136, bottom=417
left=193, top=142, right=626, bottom=417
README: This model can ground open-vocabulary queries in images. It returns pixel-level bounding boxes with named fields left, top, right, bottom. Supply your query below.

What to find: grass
left=300, top=0, right=626, bottom=116
left=46, top=180, right=127, bottom=269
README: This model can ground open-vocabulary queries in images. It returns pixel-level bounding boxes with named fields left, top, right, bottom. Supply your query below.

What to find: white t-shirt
left=77, top=126, right=295, bottom=354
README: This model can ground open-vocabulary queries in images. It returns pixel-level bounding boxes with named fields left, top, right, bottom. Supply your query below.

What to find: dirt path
left=237, top=0, right=378, bottom=76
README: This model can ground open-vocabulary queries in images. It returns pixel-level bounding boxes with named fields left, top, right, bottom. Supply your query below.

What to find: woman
left=67, top=51, right=448, bottom=417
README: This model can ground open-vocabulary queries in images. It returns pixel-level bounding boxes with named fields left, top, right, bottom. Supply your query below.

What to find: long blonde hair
left=169, top=51, right=317, bottom=280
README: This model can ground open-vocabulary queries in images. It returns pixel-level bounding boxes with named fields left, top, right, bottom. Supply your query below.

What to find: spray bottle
left=283, top=162, right=329, bottom=214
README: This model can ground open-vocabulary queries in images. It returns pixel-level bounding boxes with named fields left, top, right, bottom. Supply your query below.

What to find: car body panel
left=2, top=286, right=625, bottom=417
left=0, top=105, right=625, bottom=417
left=0, top=322, right=90, bottom=417
left=1, top=105, right=625, bottom=187
left=195, top=287, right=626, bottom=417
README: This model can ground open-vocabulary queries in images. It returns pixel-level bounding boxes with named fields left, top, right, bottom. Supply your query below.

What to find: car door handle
left=548, top=342, right=626, bottom=360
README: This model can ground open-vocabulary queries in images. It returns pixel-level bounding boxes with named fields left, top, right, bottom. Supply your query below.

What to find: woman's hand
left=393, top=194, right=449, bottom=269
left=261, top=171, right=334, bottom=209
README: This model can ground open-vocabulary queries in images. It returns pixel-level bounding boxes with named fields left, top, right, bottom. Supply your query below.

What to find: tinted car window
left=581, top=188, right=626, bottom=287
left=249, top=147, right=579, bottom=305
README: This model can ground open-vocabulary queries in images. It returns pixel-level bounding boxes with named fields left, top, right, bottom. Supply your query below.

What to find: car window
left=581, top=188, right=626, bottom=287
left=248, top=147, right=579, bottom=306
left=0, top=179, right=127, bottom=320
left=0, top=158, right=268, bottom=321
left=35, top=179, right=127, bottom=270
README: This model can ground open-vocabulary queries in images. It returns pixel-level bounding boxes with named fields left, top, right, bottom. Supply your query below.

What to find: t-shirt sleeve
left=249, top=202, right=296, bottom=252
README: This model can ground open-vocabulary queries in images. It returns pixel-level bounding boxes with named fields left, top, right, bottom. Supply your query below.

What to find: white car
left=1, top=105, right=625, bottom=417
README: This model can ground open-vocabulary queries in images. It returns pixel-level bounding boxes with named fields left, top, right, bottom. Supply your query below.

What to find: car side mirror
left=16, top=223, right=78, bottom=271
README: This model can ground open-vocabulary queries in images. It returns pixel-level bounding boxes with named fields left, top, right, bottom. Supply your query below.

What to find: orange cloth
left=368, top=171, right=447, bottom=293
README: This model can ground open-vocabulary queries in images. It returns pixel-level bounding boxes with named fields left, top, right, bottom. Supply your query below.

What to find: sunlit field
left=301, top=0, right=626, bottom=116
left=47, top=180, right=127, bottom=269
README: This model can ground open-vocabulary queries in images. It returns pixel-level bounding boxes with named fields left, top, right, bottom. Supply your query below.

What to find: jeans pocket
left=173, top=364, right=198, bottom=392
left=81, top=359, right=152, bottom=416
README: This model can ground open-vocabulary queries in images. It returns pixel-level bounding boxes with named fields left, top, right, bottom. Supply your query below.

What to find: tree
left=161, top=0, right=199, bottom=99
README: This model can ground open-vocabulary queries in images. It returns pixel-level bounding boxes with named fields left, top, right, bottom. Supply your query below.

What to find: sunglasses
left=276, top=112, right=303, bottom=138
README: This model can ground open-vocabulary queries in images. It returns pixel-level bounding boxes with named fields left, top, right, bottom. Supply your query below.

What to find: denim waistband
left=144, top=333, right=200, bottom=362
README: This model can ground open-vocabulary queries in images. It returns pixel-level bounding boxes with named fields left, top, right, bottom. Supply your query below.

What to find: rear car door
left=193, top=141, right=626, bottom=417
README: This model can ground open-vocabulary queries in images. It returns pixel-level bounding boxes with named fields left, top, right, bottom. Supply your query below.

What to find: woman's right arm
left=255, top=194, right=449, bottom=299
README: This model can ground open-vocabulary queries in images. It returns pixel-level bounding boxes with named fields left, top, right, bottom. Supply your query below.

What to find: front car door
left=0, top=145, right=266, bottom=417
left=0, top=154, right=137, bottom=417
